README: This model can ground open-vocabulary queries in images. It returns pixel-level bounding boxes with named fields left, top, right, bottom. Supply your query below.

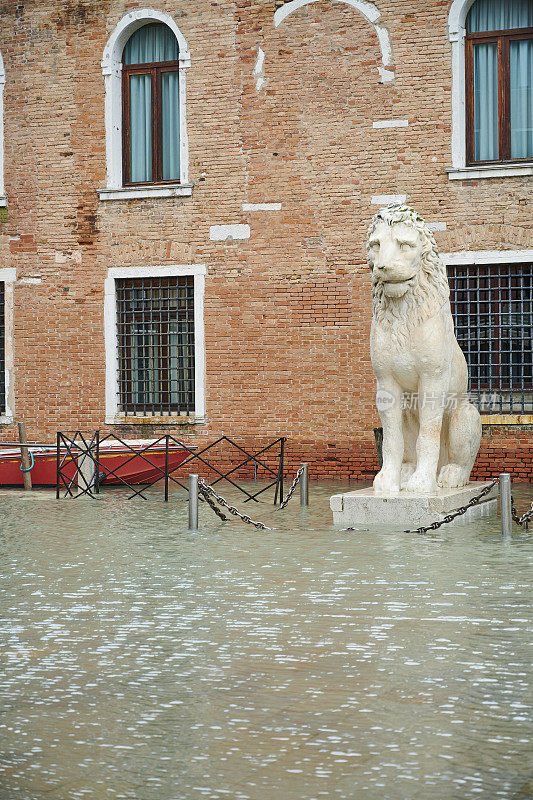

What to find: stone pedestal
left=330, top=482, right=498, bottom=529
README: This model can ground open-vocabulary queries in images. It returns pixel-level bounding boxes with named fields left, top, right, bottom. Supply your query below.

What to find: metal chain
left=405, top=479, right=498, bottom=535
left=197, top=484, right=229, bottom=522
left=198, top=479, right=271, bottom=530
left=511, top=497, right=533, bottom=530
left=276, top=466, right=304, bottom=511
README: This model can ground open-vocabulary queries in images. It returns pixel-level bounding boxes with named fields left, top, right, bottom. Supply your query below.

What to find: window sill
left=481, top=414, right=533, bottom=426
left=106, top=414, right=204, bottom=425
left=447, top=164, right=533, bottom=180
left=98, top=184, right=193, bottom=201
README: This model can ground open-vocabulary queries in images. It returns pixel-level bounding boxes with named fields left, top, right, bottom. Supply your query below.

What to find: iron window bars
left=116, top=275, right=195, bottom=416
left=449, top=262, right=533, bottom=414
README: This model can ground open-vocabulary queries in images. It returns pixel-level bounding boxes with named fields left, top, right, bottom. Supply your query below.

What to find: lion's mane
left=368, top=205, right=450, bottom=346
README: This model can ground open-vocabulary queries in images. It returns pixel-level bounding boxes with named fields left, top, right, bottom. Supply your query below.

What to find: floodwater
left=1, top=480, right=532, bottom=800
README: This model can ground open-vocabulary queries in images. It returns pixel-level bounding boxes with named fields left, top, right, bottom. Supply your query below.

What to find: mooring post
left=164, top=435, right=169, bottom=502
left=56, top=432, right=61, bottom=499
left=280, top=438, right=285, bottom=505
left=77, top=436, right=96, bottom=497
left=18, top=421, right=32, bottom=491
left=300, top=463, right=309, bottom=507
left=499, top=473, right=512, bottom=538
left=189, top=474, right=199, bottom=529
left=94, top=430, right=100, bottom=495
left=373, top=427, right=383, bottom=470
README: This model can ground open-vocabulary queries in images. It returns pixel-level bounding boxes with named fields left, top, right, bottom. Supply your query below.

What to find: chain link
left=405, top=479, right=498, bottom=534
left=276, top=466, right=304, bottom=511
left=198, top=479, right=271, bottom=530
left=197, top=484, right=229, bottom=522
left=511, top=497, right=533, bottom=530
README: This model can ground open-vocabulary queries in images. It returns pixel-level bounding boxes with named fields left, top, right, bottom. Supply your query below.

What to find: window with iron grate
left=116, top=275, right=195, bottom=416
left=449, top=262, right=533, bottom=414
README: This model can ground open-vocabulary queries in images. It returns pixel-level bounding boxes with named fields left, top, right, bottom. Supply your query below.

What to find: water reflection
left=0, top=482, right=532, bottom=800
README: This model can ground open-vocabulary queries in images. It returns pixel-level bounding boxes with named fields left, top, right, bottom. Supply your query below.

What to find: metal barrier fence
left=49, top=432, right=533, bottom=536
left=56, top=431, right=286, bottom=503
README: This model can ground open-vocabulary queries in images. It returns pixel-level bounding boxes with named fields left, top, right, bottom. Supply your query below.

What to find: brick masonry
left=0, top=0, right=530, bottom=481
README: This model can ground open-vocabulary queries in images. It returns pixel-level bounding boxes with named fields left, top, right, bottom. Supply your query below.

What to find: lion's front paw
left=373, top=467, right=400, bottom=494
left=405, top=470, right=436, bottom=494
left=437, top=463, right=468, bottom=489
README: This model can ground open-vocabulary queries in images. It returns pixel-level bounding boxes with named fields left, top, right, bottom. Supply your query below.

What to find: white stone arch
left=0, top=51, right=6, bottom=203
left=448, top=0, right=477, bottom=169
left=101, top=9, right=191, bottom=195
left=273, top=0, right=394, bottom=83
left=448, top=0, right=477, bottom=36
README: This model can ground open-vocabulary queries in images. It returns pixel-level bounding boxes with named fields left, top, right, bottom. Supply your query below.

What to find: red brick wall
left=0, top=1, right=530, bottom=481
left=472, top=427, right=533, bottom=483
left=110, top=428, right=533, bottom=484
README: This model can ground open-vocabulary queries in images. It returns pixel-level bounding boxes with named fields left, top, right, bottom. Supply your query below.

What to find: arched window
left=100, top=10, right=191, bottom=201
left=466, top=0, right=533, bottom=164
left=123, top=24, right=180, bottom=185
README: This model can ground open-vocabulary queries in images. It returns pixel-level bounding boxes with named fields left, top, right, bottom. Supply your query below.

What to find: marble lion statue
left=368, top=204, right=482, bottom=494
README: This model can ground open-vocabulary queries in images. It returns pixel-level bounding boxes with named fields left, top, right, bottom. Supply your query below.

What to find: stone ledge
left=481, top=415, right=533, bottom=426
left=98, top=184, right=193, bottom=201
left=107, top=415, right=204, bottom=426
left=331, top=482, right=498, bottom=529
left=447, top=164, right=533, bottom=180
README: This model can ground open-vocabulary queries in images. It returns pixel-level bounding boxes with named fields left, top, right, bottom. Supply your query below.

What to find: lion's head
left=367, top=205, right=449, bottom=342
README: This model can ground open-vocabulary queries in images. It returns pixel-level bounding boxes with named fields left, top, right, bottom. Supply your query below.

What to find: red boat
left=0, top=439, right=193, bottom=487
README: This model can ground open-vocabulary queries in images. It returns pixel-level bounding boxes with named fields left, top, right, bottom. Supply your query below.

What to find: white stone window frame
left=442, top=249, right=533, bottom=266
left=0, top=53, right=6, bottom=207
left=0, top=269, right=16, bottom=424
left=442, top=249, right=533, bottom=424
left=104, top=264, right=206, bottom=424
left=99, top=9, right=192, bottom=201
left=447, top=0, right=533, bottom=180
